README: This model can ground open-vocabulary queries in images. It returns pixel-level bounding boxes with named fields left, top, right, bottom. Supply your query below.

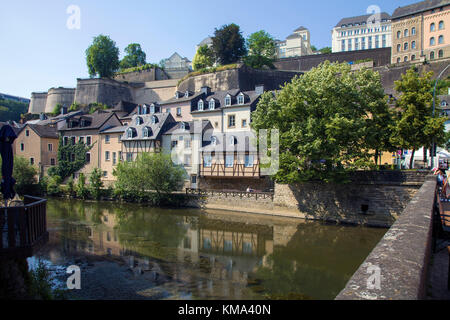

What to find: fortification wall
left=112, top=67, right=170, bottom=83
left=177, top=65, right=302, bottom=92
left=44, top=88, right=75, bottom=113
left=131, top=80, right=178, bottom=104
left=74, top=78, right=133, bottom=107
left=274, top=48, right=391, bottom=72
left=28, top=92, right=48, bottom=114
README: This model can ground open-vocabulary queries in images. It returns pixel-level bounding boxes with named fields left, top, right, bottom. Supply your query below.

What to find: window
left=184, top=155, right=191, bottom=167
left=86, top=153, right=91, bottom=164
left=126, top=153, right=133, bottom=162
left=431, top=23, right=436, bottom=32
left=245, top=155, right=254, bottom=168
left=411, top=54, right=416, bottom=60
left=404, top=42, right=408, bottom=50
left=242, top=119, right=247, bottom=128
left=143, top=105, right=148, bottom=114
left=368, top=36, right=372, bottom=49
left=105, top=135, right=110, bottom=144
left=136, top=117, right=143, bottom=125
left=198, top=100, right=204, bottom=111
left=203, top=155, right=212, bottom=167
left=355, top=38, right=359, bottom=50
left=412, top=41, right=416, bottom=49
left=51, top=158, right=56, bottom=166
left=143, top=127, right=149, bottom=138
left=404, top=56, right=408, bottom=62
left=228, top=115, right=236, bottom=128
left=176, top=107, right=182, bottom=116
left=375, top=35, right=379, bottom=48
left=348, top=39, right=352, bottom=51
left=127, top=128, right=134, bottom=138
left=225, top=95, right=231, bottom=106
left=382, top=35, right=386, bottom=48
left=178, top=135, right=184, bottom=142
left=430, top=37, right=436, bottom=46
left=439, top=50, right=444, bottom=58
left=105, top=151, right=110, bottom=161
left=79, top=136, right=85, bottom=144
left=404, top=29, right=409, bottom=37
left=86, top=136, right=91, bottom=146
left=181, top=122, right=186, bottom=130
left=71, top=153, right=75, bottom=162
left=48, top=143, right=53, bottom=152
left=209, top=100, right=215, bottom=110
left=237, top=94, right=244, bottom=105
left=412, top=27, right=416, bottom=35
left=119, top=151, right=122, bottom=162
left=64, top=137, right=69, bottom=145
left=150, top=104, right=155, bottom=114
left=397, top=57, right=401, bottom=63
left=175, top=92, right=179, bottom=99
left=184, top=139, right=191, bottom=148
left=439, top=35, right=444, bottom=44
left=243, top=242, right=252, bottom=254
left=30, top=158, right=34, bottom=165
left=224, top=240, right=232, bottom=252
left=185, top=91, right=189, bottom=98
left=71, top=137, right=76, bottom=145
left=430, top=51, right=435, bottom=60
left=439, top=21, right=444, bottom=30
left=113, top=152, right=117, bottom=165
left=397, top=44, right=401, bottom=52
left=341, top=40, right=346, bottom=51
left=171, top=140, right=178, bottom=149
left=20, top=143, right=24, bottom=151
left=203, top=238, right=212, bottom=250
left=211, top=136, right=217, bottom=145
left=151, top=116, right=157, bottom=124
left=397, top=31, right=401, bottom=39
left=229, top=136, right=236, bottom=146
left=225, top=155, right=234, bottom=168
left=103, top=171, right=107, bottom=178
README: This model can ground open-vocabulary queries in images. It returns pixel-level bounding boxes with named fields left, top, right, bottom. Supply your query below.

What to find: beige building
left=159, top=90, right=204, bottom=122
left=58, top=111, right=122, bottom=180
left=99, top=126, right=126, bottom=185
left=276, top=26, right=313, bottom=59
left=15, top=124, right=59, bottom=178
left=391, top=0, right=450, bottom=64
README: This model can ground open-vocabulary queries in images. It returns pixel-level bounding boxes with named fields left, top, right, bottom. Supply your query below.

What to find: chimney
left=201, top=86, right=211, bottom=96
left=255, top=84, right=265, bottom=95
left=61, top=106, right=68, bottom=115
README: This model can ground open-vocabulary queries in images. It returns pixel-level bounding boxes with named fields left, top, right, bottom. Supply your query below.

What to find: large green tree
left=113, top=152, right=186, bottom=203
left=244, top=30, right=276, bottom=69
left=86, top=35, right=120, bottom=78
left=391, top=67, right=446, bottom=168
left=120, top=43, right=147, bottom=70
left=192, top=45, right=214, bottom=70
left=251, top=61, right=392, bottom=183
left=211, top=23, right=247, bottom=65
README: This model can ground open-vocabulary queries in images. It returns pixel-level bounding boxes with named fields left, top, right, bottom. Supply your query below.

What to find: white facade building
left=332, top=13, right=392, bottom=53
left=276, top=26, right=313, bottom=59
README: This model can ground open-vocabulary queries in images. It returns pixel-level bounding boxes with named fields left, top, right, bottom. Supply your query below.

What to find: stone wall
left=177, top=64, right=302, bottom=93
left=198, top=176, right=274, bottom=192
left=131, top=80, right=178, bottom=104
left=273, top=48, right=391, bottom=72
left=44, top=87, right=75, bottom=113
left=336, top=175, right=436, bottom=300
left=74, top=78, right=133, bottom=107
left=112, top=67, right=169, bottom=83
left=28, top=92, right=48, bottom=114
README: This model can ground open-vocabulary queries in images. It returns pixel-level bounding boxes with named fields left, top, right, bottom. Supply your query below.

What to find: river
left=28, top=198, right=387, bottom=300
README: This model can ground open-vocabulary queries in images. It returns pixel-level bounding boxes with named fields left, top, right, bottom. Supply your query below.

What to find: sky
left=0, top=0, right=415, bottom=98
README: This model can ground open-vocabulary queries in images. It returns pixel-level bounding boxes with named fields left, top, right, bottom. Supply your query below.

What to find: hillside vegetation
left=0, top=99, right=28, bottom=122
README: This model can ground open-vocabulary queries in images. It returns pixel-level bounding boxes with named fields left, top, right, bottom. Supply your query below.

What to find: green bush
left=76, top=173, right=89, bottom=199
left=89, top=168, right=103, bottom=200
left=46, top=175, right=62, bottom=196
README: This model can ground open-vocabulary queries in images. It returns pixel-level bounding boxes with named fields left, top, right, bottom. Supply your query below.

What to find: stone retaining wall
left=336, top=175, right=437, bottom=300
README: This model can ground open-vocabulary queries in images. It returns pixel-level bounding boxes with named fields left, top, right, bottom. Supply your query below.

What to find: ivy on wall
left=48, top=136, right=94, bottom=180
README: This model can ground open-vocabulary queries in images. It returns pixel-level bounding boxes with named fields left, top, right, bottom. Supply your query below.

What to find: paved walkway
left=427, top=242, right=450, bottom=300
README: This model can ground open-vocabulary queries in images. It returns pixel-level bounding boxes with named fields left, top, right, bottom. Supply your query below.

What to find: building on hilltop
left=391, top=0, right=450, bottom=64
left=276, top=26, right=313, bottom=59
left=196, top=37, right=213, bottom=51
left=332, top=12, right=392, bottom=53
left=160, top=52, right=192, bottom=79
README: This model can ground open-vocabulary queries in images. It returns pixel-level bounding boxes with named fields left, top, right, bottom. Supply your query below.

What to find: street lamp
left=431, top=64, right=450, bottom=170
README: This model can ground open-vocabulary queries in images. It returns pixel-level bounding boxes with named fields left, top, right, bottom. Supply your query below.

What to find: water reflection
left=37, top=199, right=386, bottom=300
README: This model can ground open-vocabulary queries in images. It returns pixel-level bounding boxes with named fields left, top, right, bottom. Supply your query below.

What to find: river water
left=29, top=198, right=386, bottom=300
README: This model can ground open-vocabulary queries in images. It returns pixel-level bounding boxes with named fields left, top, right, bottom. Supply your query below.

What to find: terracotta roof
left=335, top=12, right=391, bottom=27
left=392, top=0, right=450, bottom=19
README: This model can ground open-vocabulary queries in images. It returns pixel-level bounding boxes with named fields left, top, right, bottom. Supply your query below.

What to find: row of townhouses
left=14, top=85, right=271, bottom=191
left=332, top=0, right=450, bottom=64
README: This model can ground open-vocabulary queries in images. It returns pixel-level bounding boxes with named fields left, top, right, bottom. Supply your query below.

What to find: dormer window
left=229, top=136, right=236, bottom=146
left=198, top=100, right=204, bottom=111
left=150, top=104, right=155, bottom=114
left=143, top=127, right=151, bottom=138
left=209, top=99, right=215, bottom=110
left=225, top=95, right=231, bottom=106
left=143, top=104, right=148, bottom=114
left=185, top=91, right=189, bottom=98
left=181, top=122, right=186, bottom=130
left=151, top=116, right=158, bottom=124
left=237, top=93, right=245, bottom=105
left=136, top=117, right=143, bottom=125
left=175, top=92, right=180, bottom=99
left=127, top=128, right=134, bottom=139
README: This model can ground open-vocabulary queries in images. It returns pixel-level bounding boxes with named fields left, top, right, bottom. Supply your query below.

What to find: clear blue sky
left=0, top=0, right=414, bottom=98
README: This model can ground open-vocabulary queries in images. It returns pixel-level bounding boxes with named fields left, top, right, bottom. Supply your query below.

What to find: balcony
left=0, top=196, right=49, bottom=259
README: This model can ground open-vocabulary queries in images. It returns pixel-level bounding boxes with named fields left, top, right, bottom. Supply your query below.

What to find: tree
left=4, top=156, right=38, bottom=195
left=86, top=35, right=120, bottom=78
left=211, top=23, right=247, bottom=65
left=391, top=67, right=446, bottom=168
left=120, top=43, right=147, bottom=70
left=76, top=173, right=89, bottom=199
left=113, top=152, right=186, bottom=204
left=89, top=168, right=104, bottom=200
left=319, top=47, right=332, bottom=54
left=192, top=45, right=214, bottom=70
left=0, top=99, right=28, bottom=122
left=244, top=30, right=276, bottom=69
left=51, top=104, right=62, bottom=116
left=251, top=61, right=392, bottom=183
